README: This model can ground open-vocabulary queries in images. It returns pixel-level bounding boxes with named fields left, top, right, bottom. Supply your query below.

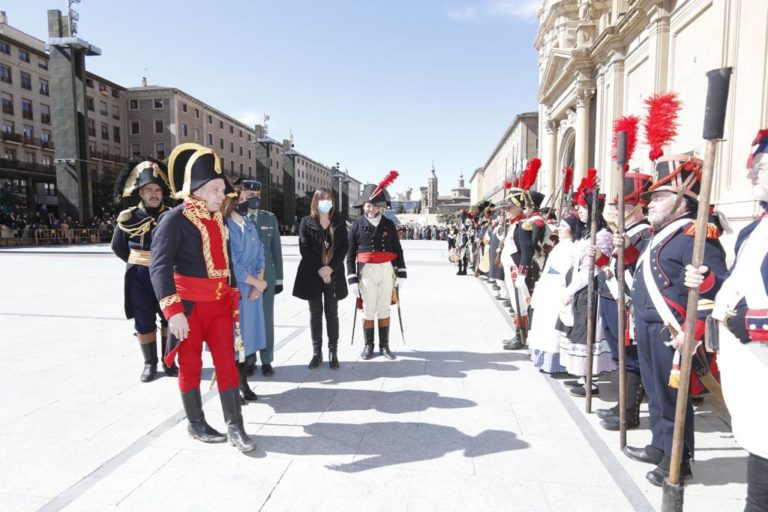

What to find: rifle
left=584, top=182, right=600, bottom=413
left=615, top=131, right=628, bottom=447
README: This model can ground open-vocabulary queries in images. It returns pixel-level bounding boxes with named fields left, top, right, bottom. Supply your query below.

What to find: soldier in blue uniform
left=111, top=157, right=177, bottom=382
left=594, top=173, right=653, bottom=430
left=237, top=179, right=283, bottom=377
left=346, top=173, right=406, bottom=360
left=623, top=156, right=728, bottom=486
left=687, top=129, right=768, bottom=509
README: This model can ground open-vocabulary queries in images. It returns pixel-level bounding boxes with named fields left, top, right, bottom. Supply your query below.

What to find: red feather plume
left=562, top=167, right=573, bottom=194
left=521, top=158, right=541, bottom=190
left=644, top=92, right=681, bottom=161
left=503, top=180, right=512, bottom=190
left=368, top=170, right=399, bottom=200
left=513, top=177, right=521, bottom=188
left=612, top=115, right=640, bottom=171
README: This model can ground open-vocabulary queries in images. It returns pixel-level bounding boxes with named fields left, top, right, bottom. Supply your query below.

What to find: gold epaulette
left=117, top=211, right=154, bottom=238
left=117, top=207, right=136, bottom=224
left=684, top=223, right=719, bottom=239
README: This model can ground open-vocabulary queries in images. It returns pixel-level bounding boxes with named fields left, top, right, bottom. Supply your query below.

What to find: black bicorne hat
left=167, top=143, right=234, bottom=200
left=113, top=157, right=170, bottom=203
left=354, top=183, right=391, bottom=208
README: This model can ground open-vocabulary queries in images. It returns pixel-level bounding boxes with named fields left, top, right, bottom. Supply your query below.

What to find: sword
left=395, top=286, right=406, bottom=345
left=350, top=291, right=360, bottom=345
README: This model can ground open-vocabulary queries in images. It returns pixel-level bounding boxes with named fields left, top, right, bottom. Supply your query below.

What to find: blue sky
left=8, top=0, right=540, bottom=197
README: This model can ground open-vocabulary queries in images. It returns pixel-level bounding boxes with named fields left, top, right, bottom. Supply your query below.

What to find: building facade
left=470, top=112, right=539, bottom=205
left=535, top=0, right=768, bottom=225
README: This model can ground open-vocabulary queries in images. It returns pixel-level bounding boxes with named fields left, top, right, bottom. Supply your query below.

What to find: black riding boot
left=379, top=319, right=395, bottom=360
left=160, top=329, right=178, bottom=377
left=328, top=339, right=339, bottom=369
left=361, top=320, right=375, bottom=360
left=600, top=371, right=644, bottom=431
left=220, top=387, right=257, bottom=452
left=181, top=388, right=226, bottom=443
left=139, top=338, right=158, bottom=383
left=238, top=363, right=258, bottom=403
left=308, top=340, right=323, bottom=368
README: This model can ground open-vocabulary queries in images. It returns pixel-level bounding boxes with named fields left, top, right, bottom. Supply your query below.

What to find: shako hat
left=167, top=143, right=234, bottom=200
left=642, top=154, right=703, bottom=201
left=618, top=172, right=653, bottom=206
left=113, top=157, right=170, bottom=203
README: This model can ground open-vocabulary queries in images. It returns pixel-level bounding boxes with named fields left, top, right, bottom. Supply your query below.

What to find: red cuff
left=159, top=294, right=184, bottom=320
left=623, top=244, right=640, bottom=265
left=595, top=253, right=609, bottom=268
left=699, top=270, right=716, bottom=294
left=746, top=309, right=768, bottom=342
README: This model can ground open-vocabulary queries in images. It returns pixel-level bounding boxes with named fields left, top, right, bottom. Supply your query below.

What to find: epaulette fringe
left=684, top=223, right=719, bottom=240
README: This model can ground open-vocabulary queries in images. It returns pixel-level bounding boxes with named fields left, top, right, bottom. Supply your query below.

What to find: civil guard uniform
left=711, top=129, right=768, bottom=508
left=346, top=172, right=406, bottom=360
left=111, top=157, right=176, bottom=382
left=625, top=156, right=728, bottom=485
left=594, top=172, right=653, bottom=430
left=149, top=143, right=255, bottom=453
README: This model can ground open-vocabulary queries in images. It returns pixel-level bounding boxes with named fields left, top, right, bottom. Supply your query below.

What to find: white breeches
left=360, top=263, right=394, bottom=320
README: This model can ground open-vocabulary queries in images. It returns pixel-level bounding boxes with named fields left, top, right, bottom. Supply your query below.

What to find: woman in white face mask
left=292, top=188, right=349, bottom=369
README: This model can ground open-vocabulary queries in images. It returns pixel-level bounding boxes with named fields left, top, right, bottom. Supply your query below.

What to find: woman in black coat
left=292, top=188, right=349, bottom=369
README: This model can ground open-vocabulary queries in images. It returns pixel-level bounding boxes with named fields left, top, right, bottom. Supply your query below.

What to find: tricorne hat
left=113, top=157, right=170, bottom=203
left=167, top=143, right=234, bottom=200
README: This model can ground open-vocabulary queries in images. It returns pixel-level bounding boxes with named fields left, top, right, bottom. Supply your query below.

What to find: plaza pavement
left=0, top=239, right=748, bottom=511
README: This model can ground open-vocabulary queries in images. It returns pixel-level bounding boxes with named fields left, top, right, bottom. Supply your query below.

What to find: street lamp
left=331, top=162, right=350, bottom=222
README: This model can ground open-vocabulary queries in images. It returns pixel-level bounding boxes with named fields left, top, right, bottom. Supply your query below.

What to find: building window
left=219, top=120, right=224, bottom=129
left=182, top=103, right=188, bottom=113
left=207, top=133, right=213, bottom=146
left=248, top=166, right=252, bottom=175
left=112, top=105, right=120, bottom=120
left=239, top=146, right=243, bottom=156
left=22, top=125, right=34, bottom=143
left=88, top=119, right=96, bottom=137
left=230, top=142, right=234, bottom=153
left=21, top=99, right=33, bottom=120
left=1, top=93, right=12, bottom=115
left=239, top=163, right=243, bottom=173
left=239, top=130, right=243, bottom=138
left=99, top=100, right=108, bottom=116
left=154, top=120, right=164, bottom=134
left=0, top=64, right=12, bottom=84
left=182, top=123, right=188, bottom=137
left=25, top=152, right=35, bottom=164
left=40, top=104, right=50, bottom=125
left=155, top=143, right=165, bottom=159
left=194, top=128, right=200, bottom=142
left=20, top=71, right=31, bottom=90
left=39, top=79, right=49, bottom=96
left=229, top=125, right=234, bottom=134
left=219, top=138, right=224, bottom=150
left=38, top=60, right=48, bottom=71
left=41, top=129, right=51, bottom=145
left=88, top=141, right=96, bottom=154
left=248, top=149, right=251, bottom=159
left=131, top=143, right=141, bottom=157
left=4, top=148, right=17, bottom=161
left=112, top=88, right=120, bottom=98
left=153, top=98, right=164, bottom=109
left=195, top=108, right=200, bottom=118
left=1, top=119, right=14, bottom=135
left=18, top=49, right=30, bottom=63
left=113, top=126, right=121, bottom=143
left=87, top=96, right=94, bottom=111
left=130, top=121, right=140, bottom=135
left=99, top=84, right=108, bottom=96
left=86, top=78, right=94, bottom=88
left=129, top=99, right=139, bottom=110
left=42, top=156, right=53, bottom=169
left=101, top=123, right=109, bottom=140
left=207, top=114, right=213, bottom=124
left=0, top=41, right=9, bottom=55
left=230, top=161, right=234, bottom=173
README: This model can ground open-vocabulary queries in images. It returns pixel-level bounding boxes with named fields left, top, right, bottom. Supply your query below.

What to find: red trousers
left=177, top=298, right=239, bottom=393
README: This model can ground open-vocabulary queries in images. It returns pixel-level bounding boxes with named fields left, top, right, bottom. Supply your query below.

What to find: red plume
left=644, top=92, right=681, bottom=161
left=521, top=158, right=541, bottom=190
left=612, top=115, right=640, bottom=171
left=562, top=167, right=573, bottom=194
left=574, top=168, right=598, bottom=207
left=368, top=170, right=399, bottom=200
left=513, top=176, right=521, bottom=188
left=503, top=180, right=512, bottom=190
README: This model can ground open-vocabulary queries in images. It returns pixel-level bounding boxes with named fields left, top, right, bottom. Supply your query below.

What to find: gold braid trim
left=159, top=294, right=182, bottom=309
left=182, top=196, right=230, bottom=279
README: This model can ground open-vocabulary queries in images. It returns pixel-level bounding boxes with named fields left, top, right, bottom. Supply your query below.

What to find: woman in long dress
left=529, top=215, right=577, bottom=373
left=225, top=187, right=268, bottom=403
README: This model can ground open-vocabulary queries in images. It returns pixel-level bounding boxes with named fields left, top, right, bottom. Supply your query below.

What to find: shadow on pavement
left=257, top=387, right=476, bottom=415
left=690, top=455, right=748, bottom=486
left=255, top=421, right=529, bottom=472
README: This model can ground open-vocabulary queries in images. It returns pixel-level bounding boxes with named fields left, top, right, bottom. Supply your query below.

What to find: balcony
left=1, top=131, right=22, bottom=144
left=0, top=75, right=11, bottom=84
left=0, top=158, right=55, bottom=175
left=23, top=136, right=39, bottom=147
left=41, top=140, right=54, bottom=150
left=22, top=110, right=33, bottom=120
left=41, top=113, right=51, bottom=125
left=1, top=104, right=12, bottom=115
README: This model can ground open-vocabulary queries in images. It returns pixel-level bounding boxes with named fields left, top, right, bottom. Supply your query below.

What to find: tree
left=295, top=193, right=312, bottom=220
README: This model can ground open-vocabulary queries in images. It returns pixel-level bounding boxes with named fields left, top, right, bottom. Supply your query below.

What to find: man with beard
left=150, top=143, right=255, bottom=453
left=623, top=156, right=727, bottom=486
left=686, top=129, right=768, bottom=509
left=111, top=158, right=177, bottom=382
left=347, top=172, right=405, bottom=360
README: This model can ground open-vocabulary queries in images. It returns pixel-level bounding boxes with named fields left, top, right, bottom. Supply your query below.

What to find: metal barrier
left=0, top=228, right=113, bottom=247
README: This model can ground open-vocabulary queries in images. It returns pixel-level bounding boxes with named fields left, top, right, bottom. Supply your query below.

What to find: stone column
left=542, top=116, right=558, bottom=199
left=574, top=83, right=595, bottom=183
left=647, top=1, right=671, bottom=93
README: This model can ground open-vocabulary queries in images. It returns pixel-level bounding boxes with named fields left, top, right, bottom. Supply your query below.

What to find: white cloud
left=237, top=111, right=265, bottom=128
left=445, top=6, right=478, bottom=21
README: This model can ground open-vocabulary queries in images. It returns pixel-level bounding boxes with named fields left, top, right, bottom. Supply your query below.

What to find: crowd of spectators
left=0, top=207, right=115, bottom=245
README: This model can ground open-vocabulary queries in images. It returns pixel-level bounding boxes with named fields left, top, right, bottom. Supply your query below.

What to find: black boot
left=160, top=330, right=178, bottom=377
left=362, top=321, right=375, bottom=360
left=328, top=340, right=339, bottom=369
left=646, top=456, right=692, bottom=487
left=139, top=340, right=158, bottom=383
left=596, top=403, right=619, bottom=420
left=180, top=389, right=226, bottom=443
left=220, top=387, right=257, bottom=453
left=238, top=363, right=258, bottom=403
left=623, top=444, right=664, bottom=465
left=308, top=340, right=322, bottom=368
left=600, top=371, right=643, bottom=431
left=379, top=319, right=395, bottom=360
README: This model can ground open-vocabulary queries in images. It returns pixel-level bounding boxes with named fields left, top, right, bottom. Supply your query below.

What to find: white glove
left=349, top=282, right=359, bottom=297
left=396, top=278, right=405, bottom=291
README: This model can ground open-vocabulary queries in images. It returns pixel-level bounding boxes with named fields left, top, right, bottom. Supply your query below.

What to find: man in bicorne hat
left=686, top=129, right=768, bottom=508
left=623, top=156, right=727, bottom=485
left=150, top=143, right=255, bottom=453
left=346, top=174, right=406, bottom=360
left=593, top=172, right=653, bottom=430
left=111, top=157, right=176, bottom=382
